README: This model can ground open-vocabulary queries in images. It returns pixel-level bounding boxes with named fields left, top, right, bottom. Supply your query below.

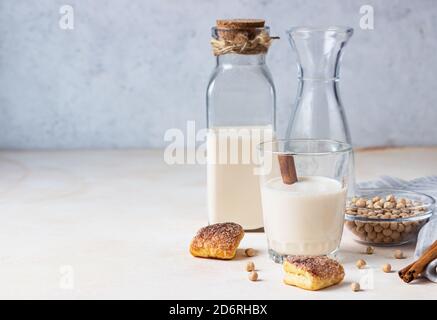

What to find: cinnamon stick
left=278, top=155, right=297, bottom=185
left=398, top=240, right=437, bottom=283
left=398, top=240, right=437, bottom=280
left=398, top=261, right=415, bottom=281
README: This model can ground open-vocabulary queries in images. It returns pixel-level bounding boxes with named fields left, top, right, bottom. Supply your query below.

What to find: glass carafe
left=285, top=26, right=355, bottom=192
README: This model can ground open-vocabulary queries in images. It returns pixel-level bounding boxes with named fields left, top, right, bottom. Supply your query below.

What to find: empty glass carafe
left=285, top=26, right=356, bottom=192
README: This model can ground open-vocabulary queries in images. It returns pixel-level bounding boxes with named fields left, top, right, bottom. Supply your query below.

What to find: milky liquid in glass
left=261, top=175, right=346, bottom=256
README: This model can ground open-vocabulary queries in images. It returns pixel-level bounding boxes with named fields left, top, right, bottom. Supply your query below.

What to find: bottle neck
left=217, top=54, right=266, bottom=66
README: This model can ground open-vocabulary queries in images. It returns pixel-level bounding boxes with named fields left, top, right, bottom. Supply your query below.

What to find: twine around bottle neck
left=211, top=30, right=279, bottom=56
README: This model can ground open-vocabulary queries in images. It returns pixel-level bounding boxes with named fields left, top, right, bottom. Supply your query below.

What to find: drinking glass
left=257, top=139, right=352, bottom=263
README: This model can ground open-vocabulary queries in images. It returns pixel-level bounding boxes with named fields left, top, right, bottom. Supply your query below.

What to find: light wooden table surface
left=0, top=148, right=435, bottom=299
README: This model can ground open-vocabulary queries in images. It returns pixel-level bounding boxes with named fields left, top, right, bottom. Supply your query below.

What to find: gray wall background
left=0, top=0, right=436, bottom=149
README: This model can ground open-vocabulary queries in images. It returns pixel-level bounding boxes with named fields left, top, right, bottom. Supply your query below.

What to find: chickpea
left=351, top=282, right=360, bottom=292
left=396, top=202, right=405, bottom=209
left=383, top=237, right=392, bottom=243
left=366, top=246, right=375, bottom=254
left=397, top=224, right=405, bottom=232
left=356, top=199, right=366, bottom=208
left=382, top=264, right=392, bottom=273
left=383, top=202, right=394, bottom=209
left=248, top=271, right=258, bottom=281
left=357, top=209, right=368, bottom=216
left=381, top=222, right=390, bottom=229
left=374, top=225, right=383, bottom=233
left=391, top=231, right=401, bottom=240
left=364, top=224, right=373, bottom=233
left=355, top=221, right=364, bottom=227
left=382, top=229, right=392, bottom=237
left=372, top=196, right=380, bottom=203
left=245, top=248, right=256, bottom=257
left=356, top=259, right=366, bottom=269
left=356, top=227, right=366, bottom=235
left=246, top=261, right=255, bottom=272
left=386, top=194, right=395, bottom=202
left=367, top=231, right=377, bottom=240
left=394, top=249, right=404, bottom=259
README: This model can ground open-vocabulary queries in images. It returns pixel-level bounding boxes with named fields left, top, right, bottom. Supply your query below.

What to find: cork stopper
left=216, top=19, right=265, bottom=29
left=211, top=19, right=277, bottom=56
left=216, top=19, right=265, bottom=41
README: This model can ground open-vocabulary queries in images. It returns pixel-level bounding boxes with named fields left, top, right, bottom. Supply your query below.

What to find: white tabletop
left=0, top=148, right=436, bottom=299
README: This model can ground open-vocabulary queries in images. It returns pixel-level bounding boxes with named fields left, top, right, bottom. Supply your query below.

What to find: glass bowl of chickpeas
left=344, top=189, right=435, bottom=246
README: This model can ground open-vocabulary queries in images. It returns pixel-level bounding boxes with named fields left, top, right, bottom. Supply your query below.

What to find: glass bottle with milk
left=206, top=19, right=276, bottom=230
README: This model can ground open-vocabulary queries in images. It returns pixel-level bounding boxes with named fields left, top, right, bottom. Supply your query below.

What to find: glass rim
left=347, top=188, right=436, bottom=214
left=345, top=210, right=433, bottom=223
left=257, top=139, right=353, bottom=156
left=287, top=26, right=353, bottom=35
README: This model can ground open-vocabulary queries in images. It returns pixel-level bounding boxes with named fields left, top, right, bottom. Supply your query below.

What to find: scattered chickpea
left=245, top=248, right=256, bottom=257
left=351, top=282, right=360, bottom=292
left=394, top=249, right=405, bottom=259
left=382, top=264, right=392, bottom=273
left=365, top=246, right=374, bottom=254
left=356, top=259, right=366, bottom=269
left=248, top=271, right=258, bottom=281
left=246, top=261, right=255, bottom=272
